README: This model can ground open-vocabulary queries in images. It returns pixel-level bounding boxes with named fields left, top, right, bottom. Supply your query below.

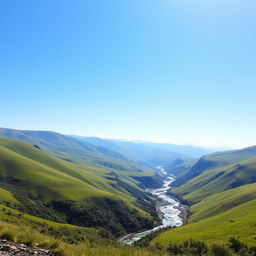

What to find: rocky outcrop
left=0, top=240, right=53, bottom=256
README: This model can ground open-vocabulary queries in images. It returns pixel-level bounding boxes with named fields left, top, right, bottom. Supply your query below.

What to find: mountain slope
left=173, top=157, right=256, bottom=203
left=155, top=146, right=256, bottom=247
left=0, top=128, right=162, bottom=189
left=155, top=198, right=256, bottom=246
left=140, top=142, right=212, bottom=158
left=189, top=182, right=256, bottom=223
left=173, top=146, right=256, bottom=188
left=79, top=137, right=196, bottom=169
left=0, top=137, right=159, bottom=236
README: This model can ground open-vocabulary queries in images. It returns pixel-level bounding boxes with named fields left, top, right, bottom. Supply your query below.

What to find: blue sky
left=0, top=0, right=256, bottom=148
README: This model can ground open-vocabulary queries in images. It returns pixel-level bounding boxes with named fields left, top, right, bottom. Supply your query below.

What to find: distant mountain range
left=0, top=127, right=216, bottom=172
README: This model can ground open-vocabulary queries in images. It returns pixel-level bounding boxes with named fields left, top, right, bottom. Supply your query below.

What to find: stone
left=1, top=245, right=11, bottom=251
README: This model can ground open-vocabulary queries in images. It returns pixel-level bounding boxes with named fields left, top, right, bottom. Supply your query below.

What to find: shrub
left=0, top=231, right=15, bottom=241
left=183, top=239, right=208, bottom=256
left=17, top=229, right=37, bottom=246
left=248, top=246, right=256, bottom=256
left=167, top=242, right=183, bottom=255
left=210, top=244, right=230, bottom=256
left=228, top=237, right=246, bottom=253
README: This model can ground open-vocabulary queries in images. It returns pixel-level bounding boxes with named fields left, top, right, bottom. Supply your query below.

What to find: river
left=121, top=167, right=185, bottom=245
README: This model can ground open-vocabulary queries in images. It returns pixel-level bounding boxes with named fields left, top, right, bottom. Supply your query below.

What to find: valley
left=120, top=169, right=185, bottom=245
left=0, top=128, right=256, bottom=255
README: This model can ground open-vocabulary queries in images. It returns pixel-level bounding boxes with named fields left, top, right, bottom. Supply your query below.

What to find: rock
left=0, top=240, right=53, bottom=256
left=1, top=245, right=11, bottom=251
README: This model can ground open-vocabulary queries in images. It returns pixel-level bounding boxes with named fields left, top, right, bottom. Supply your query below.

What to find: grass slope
left=155, top=147, right=256, bottom=248
left=172, top=157, right=256, bottom=203
left=0, top=204, right=161, bottom=256
left=188, top=183, right=256, bottom=223
left=0, top=128, right=161, bottom=189
left=173, top=146, right=256, bottom=188
left=155, top=198, right=256, bottom=246
left=0, top=137, right=158, bottom=236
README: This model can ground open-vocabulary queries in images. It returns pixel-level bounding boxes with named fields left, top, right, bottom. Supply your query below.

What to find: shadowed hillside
left=0, top=137, right=160, bottom=236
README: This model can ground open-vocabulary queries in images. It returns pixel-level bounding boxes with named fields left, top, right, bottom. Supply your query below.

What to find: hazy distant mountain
left=75, top=136, right=197, bottom=168
left=138, top=142, right=213, bottom=158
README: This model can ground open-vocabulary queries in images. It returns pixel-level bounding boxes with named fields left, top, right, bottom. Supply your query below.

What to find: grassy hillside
left=0, top=204, right=162, bottom=256
left=0, top=128, right=162, bottom=189
left=155, top=198, right=256, bottom=246
left=0, top=137, right=159, bottom=236
left=172, top=157, right=256, bottom=203
left=155, top=146, right=256, bottom=249
left=189, top=183, right=256, bottom=223
left=172, top=146, right=256, bottom=188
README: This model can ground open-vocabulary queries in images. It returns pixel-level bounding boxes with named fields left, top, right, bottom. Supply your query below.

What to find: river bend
left=122, top=167, right=184, bottom=245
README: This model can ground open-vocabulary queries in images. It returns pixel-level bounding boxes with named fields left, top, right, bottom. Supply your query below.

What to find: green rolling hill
left=154, top=145, right=256, bottom=248
left=0, top=128, right=162, bottom=188
left=171, top=146, right=256, bottom=202
left=188, top=182, right=256, bottom=223
left=172, top=146, right=256, bottom=188
left=155, top=198, right=256, bottom=246
left=0, top=136, right=160, bottom=237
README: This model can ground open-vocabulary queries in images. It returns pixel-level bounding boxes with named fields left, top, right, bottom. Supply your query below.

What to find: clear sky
left=0, top=0, right=256, bottom=148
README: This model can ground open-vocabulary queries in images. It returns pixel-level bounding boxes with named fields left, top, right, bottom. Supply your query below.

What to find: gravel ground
left=0, top=240, right=54, bottom=256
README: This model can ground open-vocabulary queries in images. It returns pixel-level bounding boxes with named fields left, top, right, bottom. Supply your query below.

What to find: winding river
left=121, top=167, right=184, bottom=245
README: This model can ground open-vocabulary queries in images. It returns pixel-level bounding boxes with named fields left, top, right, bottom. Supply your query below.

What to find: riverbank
left=156, top=200, right=189, bottom=224
left=120, top=171, right=188, bottom=245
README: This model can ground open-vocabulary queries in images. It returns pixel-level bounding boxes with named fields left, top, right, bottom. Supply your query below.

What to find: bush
left=17, top=230, right=37, bottom=246
left=210, top=244, right=230, bottom=256
left=228, top=237, right=246, bottom=253
left=166, top=239, right=208, bottom=255
left=183, top=239, right=208, bottom=256
left=248, top=246, right=256, bottom=256
left=0, top=231, right=15, bottom=241
left=167, top=242, right=183, bottom=255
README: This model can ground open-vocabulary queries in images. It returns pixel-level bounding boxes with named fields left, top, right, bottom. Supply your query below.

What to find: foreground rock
left=0, top=240, right=53, bottom=256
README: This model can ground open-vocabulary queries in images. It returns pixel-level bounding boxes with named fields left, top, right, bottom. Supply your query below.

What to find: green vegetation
left=0, top=220, right=162, bottom=256
left=172, top=157, right=256, bottom=203
left=2, top=128, right=256, bottom=255
left=2, top=204, right=255, bottom=256
left=155, top=146, right=256, bottom=250
left=0, top=128, right=162, bottom=185
left=0, top=200, right=162, bottom=255
left=155, top=198, right=256, bottom=246
left=172, top=146, right=256, bottom=185
left=0, top=137, right=160, bottom=236
left=165, top=238, right=256, bottom=256
left=189, top=183, right=256, bottom=222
